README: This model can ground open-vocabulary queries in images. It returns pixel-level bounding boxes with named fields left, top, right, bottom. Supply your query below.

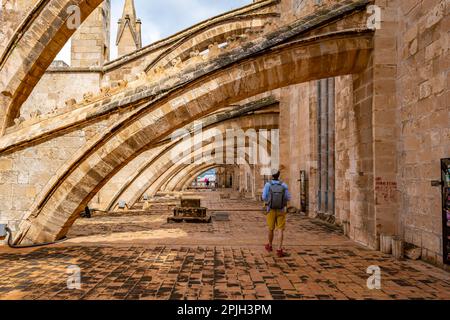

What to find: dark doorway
left=442, top=158, right=450, bottom=265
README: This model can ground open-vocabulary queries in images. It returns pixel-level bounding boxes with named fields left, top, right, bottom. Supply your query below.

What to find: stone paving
left=0, top=194, right=449, bottom=300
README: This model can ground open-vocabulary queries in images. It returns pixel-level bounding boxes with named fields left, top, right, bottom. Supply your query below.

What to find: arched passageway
left=0, top=0, right=280, bottom=133
left=10, top=2, right=374, bottom=245
left=15, top=29, right=373, bottom=245
left=101, top=97, right=278, bottom=211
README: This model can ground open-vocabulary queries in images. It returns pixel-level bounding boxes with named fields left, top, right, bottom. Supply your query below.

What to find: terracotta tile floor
left=0, top=194, right=449, bottom=300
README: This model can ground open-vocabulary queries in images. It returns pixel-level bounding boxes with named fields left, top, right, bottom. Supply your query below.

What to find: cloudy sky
left=56, top=0, right=251, bottom=64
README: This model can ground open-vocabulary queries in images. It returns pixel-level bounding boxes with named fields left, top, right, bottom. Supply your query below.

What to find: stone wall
left=1, top=0, right=448, bottom=268
left=20, top=71, right=102, bottom=119
left=396, top=0, right=449, bottom=265
left=278, top=72, right=376, bottom=250
left=277, top=67, right=377, bottom=249
left=345, top=64, right=376, bottom=248
left=279, top=83, right=316, bottom=209
left=277, top=0, right=449, bottom=264
left=71, top=1, right=111, bottom=67
left=0, top=119, right=110, bottom=239
left=334, top=75, right=353, bottom=225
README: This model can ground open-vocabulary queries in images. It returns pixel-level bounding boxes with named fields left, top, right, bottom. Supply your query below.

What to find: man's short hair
left=272, top=170, right=280, bottom=180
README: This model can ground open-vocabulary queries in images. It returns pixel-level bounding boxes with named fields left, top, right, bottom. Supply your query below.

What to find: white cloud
left=56, top=0, right=251, bottom=65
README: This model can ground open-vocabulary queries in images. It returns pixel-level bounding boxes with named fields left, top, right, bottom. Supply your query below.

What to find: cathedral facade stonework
left=0, top=0, right=448, bottom=271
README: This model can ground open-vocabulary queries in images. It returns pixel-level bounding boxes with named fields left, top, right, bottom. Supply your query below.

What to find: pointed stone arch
left=0, top=0, right=280, bottom=134
left=0, top=0, right=105, bottom=133
left=104, top=111, right=278, bottom=211
left=13, top=22, right=373, bottom=245
left=143, top=131, right=267, bottom=201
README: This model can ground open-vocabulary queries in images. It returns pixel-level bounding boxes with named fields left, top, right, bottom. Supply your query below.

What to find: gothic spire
left=116, top=0, right=142, bottom=57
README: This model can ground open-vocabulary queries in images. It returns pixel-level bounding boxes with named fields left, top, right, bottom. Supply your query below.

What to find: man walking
left=262, top=170, right=291, bottom=257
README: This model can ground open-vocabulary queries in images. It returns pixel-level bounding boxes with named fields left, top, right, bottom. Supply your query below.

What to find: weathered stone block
left=174, top=207, right=207, bottom=218
left=181, top=198, right=201, bottom=208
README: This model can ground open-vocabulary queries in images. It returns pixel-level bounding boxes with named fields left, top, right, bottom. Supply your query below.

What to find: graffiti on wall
left=375, top=177, right=397, bottom=204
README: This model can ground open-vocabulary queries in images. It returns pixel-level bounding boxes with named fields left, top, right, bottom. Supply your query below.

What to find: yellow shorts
left=266, top=209, right=287, bottom=231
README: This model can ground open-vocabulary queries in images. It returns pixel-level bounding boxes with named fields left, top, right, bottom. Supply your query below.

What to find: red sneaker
left=265, top=244, right=273, bottom=252
left=277, top=249, right=288, bottom=257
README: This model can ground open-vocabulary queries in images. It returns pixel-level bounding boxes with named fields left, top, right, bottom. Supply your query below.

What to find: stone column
left=372, top=0, right=400, bottom=239
left=335, top=75, right=353, bottom=225
left=307, top=81, right=319, bottom=217
left=279, top=88, right=291, bottom=186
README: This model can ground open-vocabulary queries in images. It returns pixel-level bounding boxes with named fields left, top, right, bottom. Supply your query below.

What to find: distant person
left=205, top=178, right=210, bottom=187
left=262, top=170, right=291, bottom=257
